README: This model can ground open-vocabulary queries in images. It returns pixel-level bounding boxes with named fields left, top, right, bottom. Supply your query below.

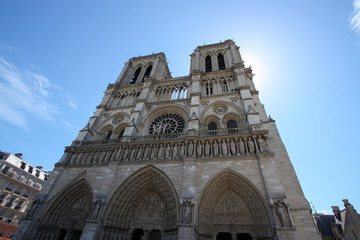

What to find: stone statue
left=238, top=138, right=245, bottom=155
left=165, top=143, right=171, bottom=159
left=129, top=146, right=136, bottom=160
left=230, top=139, right=236, bottom=155
left=248, top=137, right=255, bottom=154
left=157, top=144, right=164, bottom=159
left=221, top=139, right=228, bottom=156
left=89, top=199, right=103, bottom=221
left=150, top=144, right=157, bottom=159
left=114, top=146, right=122, bottom=161
left=259, top=137, right=270, bottom=153
left=143, top=145, right=150, bottom=159
left=172, top=143, right=179, bottom=159
left=182, top=200, right=192, bottom=224
left=197, top=141, right=202, bottom=157
left=276, top=201, right=286, bottom=227
left=188, top=141, right=194, bottom=157
left=205, top=141, right=210, bottom=157
left=213, top=140, right=219, bottom=156
left=122, top=147, right=129, bottom=161
left=180, top=142, right=185, bottom=157
left=136, top=145, right=144, bottom=160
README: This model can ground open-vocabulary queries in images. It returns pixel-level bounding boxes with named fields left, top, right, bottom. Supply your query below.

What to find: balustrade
left=201, top=74, right=238, bottom=96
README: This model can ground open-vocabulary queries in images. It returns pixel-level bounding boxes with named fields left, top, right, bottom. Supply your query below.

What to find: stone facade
left=14, top=40, right=321, bottom=240
left=0, top=151, right=49, bottom=231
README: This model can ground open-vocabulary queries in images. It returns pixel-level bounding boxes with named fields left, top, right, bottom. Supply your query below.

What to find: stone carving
left=88, top=199, right=104, bottom=222
left=188, top=141, right=194, bottom=157
left=180, top=142, right=185, bottom=158
left=112, top=116, right=124, bottom=125
left=158, top=144, right=164, bottom=159
left=104, top=112, right=111, bottom=118
left=238, top=138, right=245, bottom=155
left=213, top=140, right=219, bottom=156
left=150, top=144, right=157, bottom=159
left=136, top=145, right=144, bottom=160
left=181, top=199, right=192, bottom=225
left=247, top=137, right=255, bottom=154
left=221, top=139, right=228, bottom=156
left=129, top=146, right=136, bottom=160
left=273, top=200, right=292, bottom=228
left=230, top=139, right=236, bottom=155
left=213, top=105, right=228, bottom=115
left=165, top=144, right=171, bottom=159
left=201, top=100, right=210, bottom=106
left=258, top=136, right=270, bottom=153
left=143, top=145, right=150, bottom=159
left=204, top=141, right=210, bottom=157
left=197, top=141, right=202, bottom=157
left=172, top=143, right=178, bottom=159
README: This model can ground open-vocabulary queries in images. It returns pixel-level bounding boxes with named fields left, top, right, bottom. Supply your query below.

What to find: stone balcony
left=58, top=126, right=273, bottom=167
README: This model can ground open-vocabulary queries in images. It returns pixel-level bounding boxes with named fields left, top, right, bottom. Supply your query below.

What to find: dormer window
left=130, top=67, right=142, bottom=84
left=205, top=56, right=212, bottom=72
left=218, top=54, right=225, bottom=70
left=142, top=65, right=152, bottom=82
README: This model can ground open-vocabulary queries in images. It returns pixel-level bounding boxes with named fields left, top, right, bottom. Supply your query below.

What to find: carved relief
left=272, top=200, right=293, bottom=228
left=181, top=198, right=194, bottom=225
left=112, top=116, right=124, bottom=125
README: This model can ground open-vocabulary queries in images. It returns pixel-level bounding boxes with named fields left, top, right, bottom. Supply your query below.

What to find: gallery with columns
left=14, top=40, right=320, bottom=240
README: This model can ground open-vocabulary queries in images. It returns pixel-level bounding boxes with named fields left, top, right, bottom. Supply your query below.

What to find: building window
left=44, top=175, right=49, bottom=181
left=20, top=162, right=26, bottom=170
left=227, top=120, right=238, bottom=134
left=130, top=67, right=142, bottom=84
left=28, top=166, right=33, bottom=174
left=14, top=201, right=23, bottom=210
left=14, top=187, right=22, bottom=195
left=142, top=65, right=152, bottom=82
left=6, top=197, right=15, bottom=208
left=105, top=130, right=112, bottom=140
left=118, top=129, right=125, bottom=139
left=149, top=113, right=185, bottom=135
left=5, top=184, right=13, bottom=191
left=1, top=166, right=9, bottom=174
left=35, top=170, right=40, bottom=177
left=205, top=56, right=212, bottom=72
left=218, top=54, right=225, bottom=70
left=23, top=190, right=29, bottom=198
left=208, top=122, right=217, bottom=136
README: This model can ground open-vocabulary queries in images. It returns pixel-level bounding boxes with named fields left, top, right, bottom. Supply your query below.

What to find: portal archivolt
left=197, top=169, right=273, bottom=240
left=101, top=165, right=179, bottom=239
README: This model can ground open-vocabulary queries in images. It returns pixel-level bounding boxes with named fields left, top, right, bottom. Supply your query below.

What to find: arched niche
left=197, top=169, right=273, bottom=240
left=101, top=165, right=179, bottom=239
left=33, top=178, right=93, bottom=240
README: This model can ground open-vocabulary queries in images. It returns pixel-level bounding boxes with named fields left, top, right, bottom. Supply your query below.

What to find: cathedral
left=14, top=40, right=320, bottom=240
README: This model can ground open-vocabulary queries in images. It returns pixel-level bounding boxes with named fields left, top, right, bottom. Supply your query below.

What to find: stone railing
left=59, top=129, right=272, bottom=166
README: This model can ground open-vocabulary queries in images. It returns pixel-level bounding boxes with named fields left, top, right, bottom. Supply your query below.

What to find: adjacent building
left=315, top=200, right=360, bottom=240
left=15, top=40, right=321, bottom=240
left=0, top=151, right=49, bottom=229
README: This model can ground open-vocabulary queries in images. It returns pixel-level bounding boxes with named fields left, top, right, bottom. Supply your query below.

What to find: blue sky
left=1, top=1, right=360, bottom=214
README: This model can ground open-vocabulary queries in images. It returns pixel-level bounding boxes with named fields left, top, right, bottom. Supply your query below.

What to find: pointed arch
left=205, top=55, right=212, bottom=72
left=197, top=169, right=273, bottom=239
left=34, top=178, right=93, bottom=239
left=101, top=165, right=179, bottom=238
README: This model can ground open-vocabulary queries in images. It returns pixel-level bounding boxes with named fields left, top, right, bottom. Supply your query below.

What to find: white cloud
left=318, top=209, right=333, bottom=215
left=350, top=0, right=360, bottom=35
left=0, top=57, right=59, bottom=129
left=68, top=101, right=78, bottom=110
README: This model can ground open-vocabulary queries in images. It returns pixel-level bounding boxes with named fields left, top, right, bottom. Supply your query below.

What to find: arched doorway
left=197, top=169, right=273, bottom=240
left=32, top=179, right=93, bottom=240
left=101, top=165, right=179, bottom=240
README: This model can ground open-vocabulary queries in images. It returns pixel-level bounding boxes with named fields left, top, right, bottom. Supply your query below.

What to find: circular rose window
left=149, top=113, right=185, bottom=134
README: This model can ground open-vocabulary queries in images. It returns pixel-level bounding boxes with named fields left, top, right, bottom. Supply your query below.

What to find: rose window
left=149, top=113, right=185, bottom=134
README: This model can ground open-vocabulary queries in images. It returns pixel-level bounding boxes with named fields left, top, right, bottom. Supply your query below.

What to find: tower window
left=208, top=122, right=217, bottom=136
left=118, top=129, right=125, bottom=139
left=130, top=67, right=142, bottom=84
left=227, top=120, right=238, bottom=134
left=142, top=65, right=152, bottom=82
left=205, top=56, right=212, bottom=72
left=105, top=130, right=112, bottom=140
left=218, top=54, right=225, bottom=70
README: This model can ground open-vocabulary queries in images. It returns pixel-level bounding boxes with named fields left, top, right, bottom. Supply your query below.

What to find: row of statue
left=61, top=136, right=271, bottom=165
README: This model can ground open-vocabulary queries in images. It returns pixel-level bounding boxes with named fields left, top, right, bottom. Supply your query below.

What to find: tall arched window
left=105, top=130, right=112, bottom=140
left=205, top=56, right=212, bottom=72
left=142, top=65, right=152, bottom=82
left=208, top=122, right=217, bottom=136
left=130, top=67, right=142, bottom=84
left=118, top=129, right=125, bottom=139
left=227, top=120, right=238, bottom=134
left=218, top=54, right=225, bottom=70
